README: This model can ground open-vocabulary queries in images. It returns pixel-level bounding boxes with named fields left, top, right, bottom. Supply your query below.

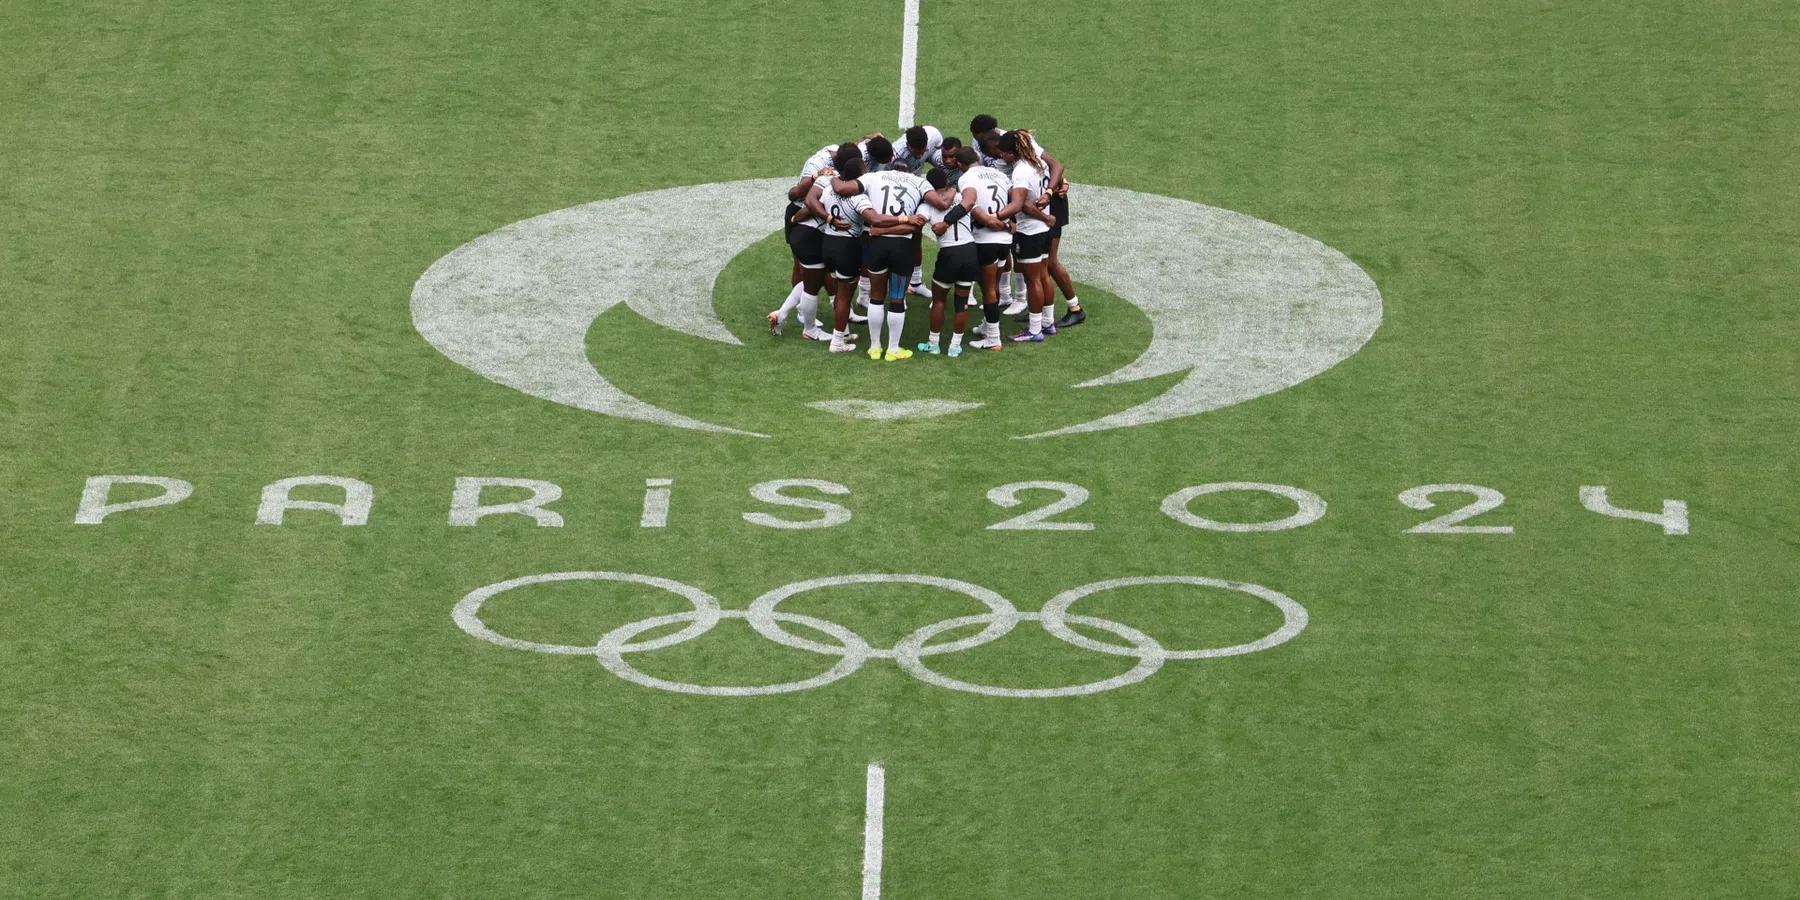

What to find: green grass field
left=3, top=0, right=1798, bottom=896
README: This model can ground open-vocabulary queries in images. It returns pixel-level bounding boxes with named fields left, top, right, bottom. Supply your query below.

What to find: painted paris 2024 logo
left=409, top=179, right=1384, bottom=438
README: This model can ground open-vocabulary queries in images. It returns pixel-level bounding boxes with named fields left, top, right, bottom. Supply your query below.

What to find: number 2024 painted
left=71, top=476, right=1689, bottom=535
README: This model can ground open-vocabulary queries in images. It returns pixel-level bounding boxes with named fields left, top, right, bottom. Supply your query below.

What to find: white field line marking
left=897, top=0, right=919, bottom=128
left=808, top=398, right=981, bottom=420
left=862, top=762, right=886, bottom=900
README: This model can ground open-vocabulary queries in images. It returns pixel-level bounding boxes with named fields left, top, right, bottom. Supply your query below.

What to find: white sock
left=1029, top=311, right=1043, bottom=335
left=926, top=331, right=940, bottom=349
left=1066, top=295, right=1080, bottom=311
left=857, top=276, right=872, bottom=306
left=949, top=330, right=963, bottom=349
left=998, top=275, right=1012, bottom=303
left=867, top=305, right=884, bottom=349
left=830, top=329, right=845, bottom=351
left=798, top=291, right=819, bottom=331
left=886, top=308, right=905, bottom=353
left=775, top=283, right=803, bottom=320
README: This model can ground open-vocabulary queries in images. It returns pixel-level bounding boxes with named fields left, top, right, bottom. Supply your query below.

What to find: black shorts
left=1049, top=193, right=1069, bottom=240
left=820, top=234, right=862, bottom=281
left=975, top=242, right=1010, bottom=267
left=932, top=243, right=980, bottom=288
left=786, top=224, right=824, bottom=269
left=1013, top=231, right=1052, bottom=264
left=865, top=236, right=915, bottom=278
left=784, top=202, right=800, bottom=240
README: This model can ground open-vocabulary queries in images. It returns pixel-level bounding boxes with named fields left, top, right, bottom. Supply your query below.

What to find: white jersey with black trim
left=799, top=174, right=832, bottom=232
left=891, top=125, right=943, bottom=175
left=818, top=175, right=874, bottom=237
left=860, top=170, right=930, bottom=222
left=800, top=144, right=839, bottom=180
left=925, top=188, right=976, bottom=248
left=1010, top=159, right=1053, bottom=237
left=960, top=166, right=1015, bottom=246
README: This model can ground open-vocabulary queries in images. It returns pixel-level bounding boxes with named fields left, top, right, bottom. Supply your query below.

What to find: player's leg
left=947, top=284, right=972, bottom=356
left=1035, top=261, right=1058, bottom=334
left=864, top=258, right=890, bottom=358
left=971, top=252, right=1004, bottom=350
left=798, top=265, right=829, bottom=340
left=830, top=275, right=861, bottom=352
left=907, top=233, right=929, bottom=296
left=780, top=225, right=826, bottom=336
left=1048, top=223, right=1082, bottom=328
left=822, top=237, right=863, bottom=352
left=920, top=282, right=948, bottom=353
left=1009, top=260, right=1049, bottom=342
left=999, top=253, right=1022, bottom=315
left=883, top=271, right=911, bottom=360
left=1010, top=235, right=1052, bottom=342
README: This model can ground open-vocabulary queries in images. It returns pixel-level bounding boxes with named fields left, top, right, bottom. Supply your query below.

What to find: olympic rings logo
left=453, top=573, right=1310, bottom=698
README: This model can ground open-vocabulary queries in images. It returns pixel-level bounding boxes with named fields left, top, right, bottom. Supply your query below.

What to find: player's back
left=961, top=167, right=1013, bottom=244
left=861, top=170, right=928, bottom=220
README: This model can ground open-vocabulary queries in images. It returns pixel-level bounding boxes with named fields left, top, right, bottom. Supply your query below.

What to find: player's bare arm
left=859, top=207, right=910, bottom=229
left=801, top=183, right=830, bottom=222
left=1042, top=151, right=1066, bottom=190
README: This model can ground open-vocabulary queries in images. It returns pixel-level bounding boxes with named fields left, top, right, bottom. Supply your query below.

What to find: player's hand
left=932, top=222, right=948, bottom=236
left=791, top=211, right=809, bottom=224
left=912, top=214, right=928, bottom=226
left=1007, top=222, right=1016, bottom=233
left=830, top=216, right=850, bottom=231
left=1034, top=193, right=1051, bottom=207
left=818, top=167, right=836, bottom=178
left=1056, top=182, right=1070, bottom=197
left=865, top=132, right=884, bottom=141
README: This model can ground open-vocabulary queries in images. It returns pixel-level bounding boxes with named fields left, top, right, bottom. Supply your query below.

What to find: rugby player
left=891, top=125, right=946, bottom=297
left=831, top=163, right=942, bottom=360
left=799, top=151, right=914, bottom=353
left=993, top=130, right=1058, bottom=341
left=771, top=139, right=855, bottom=338
left=951, top=146, right=1016, bottom=351
left=970, top=115, right=1082, bottom=326
left=913, top=167, right=980, bottom=356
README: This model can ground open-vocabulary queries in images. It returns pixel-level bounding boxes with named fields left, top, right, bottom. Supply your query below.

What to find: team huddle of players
left=769, top=115, right=1086, bottom=360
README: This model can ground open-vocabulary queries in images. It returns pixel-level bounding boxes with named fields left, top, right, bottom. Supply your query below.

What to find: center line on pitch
left=897, top=0, right=919, bottom=128
left=862, top=762, right=887, bottom=900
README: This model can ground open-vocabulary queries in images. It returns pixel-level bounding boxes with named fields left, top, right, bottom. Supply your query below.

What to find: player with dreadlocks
left=992, top=130, right=1059, bottom=341
left=970, top=115, right=1082, bottom=327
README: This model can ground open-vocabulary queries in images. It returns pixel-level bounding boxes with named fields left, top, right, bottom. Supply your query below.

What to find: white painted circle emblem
left=411, top=179, right=1382, bottom=438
